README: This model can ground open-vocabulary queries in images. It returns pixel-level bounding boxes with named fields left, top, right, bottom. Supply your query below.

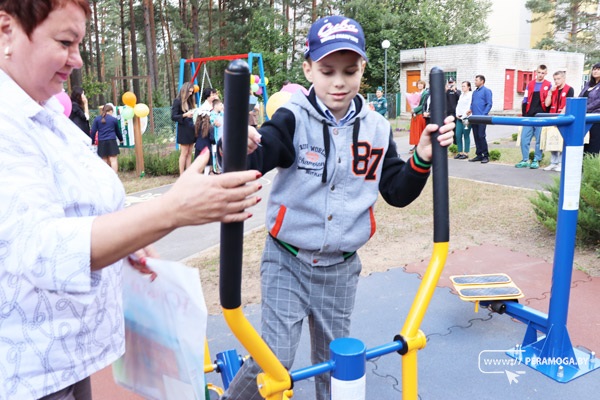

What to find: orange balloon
left=122, top=91, right=137, bottom=107
left=194, top=84, right=200, bottom=93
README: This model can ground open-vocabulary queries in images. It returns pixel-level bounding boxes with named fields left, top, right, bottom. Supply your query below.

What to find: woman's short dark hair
left=0, top=0, right=91, bottom=38
left=201, top=87, right=217, bottom=103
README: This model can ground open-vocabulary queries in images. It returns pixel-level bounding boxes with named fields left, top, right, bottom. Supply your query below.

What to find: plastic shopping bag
left=113, top=258, right=208, bottom=400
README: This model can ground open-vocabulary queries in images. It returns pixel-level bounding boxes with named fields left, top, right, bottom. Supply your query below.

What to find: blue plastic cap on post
left=330, top=337, right=366, bottom=381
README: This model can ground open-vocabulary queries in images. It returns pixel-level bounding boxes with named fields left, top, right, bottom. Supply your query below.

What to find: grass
left=119, top=171, right=177, bottom=194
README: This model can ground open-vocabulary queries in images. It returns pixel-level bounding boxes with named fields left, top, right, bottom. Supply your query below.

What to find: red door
left=504, top=69, right=515, bottom=110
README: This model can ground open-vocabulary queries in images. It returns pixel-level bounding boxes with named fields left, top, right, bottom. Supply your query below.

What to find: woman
left=91, top=103, right=123, bottom=172
left=408, top=80, right=428, bottom=152
left=70, top=85, right=90, bottom=140
left=0, top=2, right=261, bottom=399
left=454, top=81, right=473, bottom=159
left=579, top=62, right=600, bottom=155
left=171, top=81, right=196, bottom=175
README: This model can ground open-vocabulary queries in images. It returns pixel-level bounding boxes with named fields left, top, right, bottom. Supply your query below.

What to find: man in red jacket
left=542, top=70, right=574, bottom=171
left=516, top=65, right=552, bottom=169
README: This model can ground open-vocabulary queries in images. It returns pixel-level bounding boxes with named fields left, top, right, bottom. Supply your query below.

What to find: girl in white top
left=454, top=81, right=474, bottom=159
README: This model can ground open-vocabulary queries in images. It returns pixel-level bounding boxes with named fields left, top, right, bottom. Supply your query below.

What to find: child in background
left=221, top=15, right=455, bottom=400
left=248, top=103, right=259, bottom=128
left=210, top=99, right=224, bottom=173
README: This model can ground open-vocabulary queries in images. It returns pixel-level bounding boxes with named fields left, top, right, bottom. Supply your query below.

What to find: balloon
left=121, top=105, right=135, bottom=120
left=134, top=103, right=150, bottom=118
left=264, top=77, right=269, bottom=85
left=55, top=91, right=72, bottom=117
left=255, top=87, right=263, bottom=96
left=122, top=91, right=137, bottom=107
left=266, top=91, right=292, bottom=119
left=250, top=83, right=259, bottom=93
left=281, top=83, right=309, bottom=96
left=193, top=84, right=199, bottom=93
left=254, top=75, right=260, bottom=84
left=250, top=75, right=255, bottom=84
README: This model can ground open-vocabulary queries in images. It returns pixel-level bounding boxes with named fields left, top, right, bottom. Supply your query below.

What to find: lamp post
left=381, top=39, right=390, bottom=97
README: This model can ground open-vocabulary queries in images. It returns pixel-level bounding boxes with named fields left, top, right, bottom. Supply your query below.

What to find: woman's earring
left=4, top=47, right=11, bottom=59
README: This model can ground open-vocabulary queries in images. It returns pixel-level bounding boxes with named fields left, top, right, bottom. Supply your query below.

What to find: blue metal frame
left=471, top=98, right=600, bottom=382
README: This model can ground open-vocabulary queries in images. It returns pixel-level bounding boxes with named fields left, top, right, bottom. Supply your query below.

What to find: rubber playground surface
left=91, top=242, right=600, bottom=399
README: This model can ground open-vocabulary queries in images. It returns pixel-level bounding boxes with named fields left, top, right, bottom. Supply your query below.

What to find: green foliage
left=448, top=144, right=458, bottom=154
left=144, top=150, right=180, bottom=176
left=528, top=150, right=544, bottom=161
left=526, top=0, right=600, bottom=66
left=489, top=149, right=501, bottom=161
left=530, top=154, right=600, bottom=249
left=338, top=0, right=491, bottom=92
left=512, top=133, right=519, bottom=141
left=118, top=146, right=180, bottom=176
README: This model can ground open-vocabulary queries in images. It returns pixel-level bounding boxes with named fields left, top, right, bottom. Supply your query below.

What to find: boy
left=516, top=64, right=551, bottom=169
left=222, top=15, right=454, bottom=400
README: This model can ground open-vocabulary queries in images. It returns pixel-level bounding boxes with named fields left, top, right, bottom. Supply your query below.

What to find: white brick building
left=399, top=44, right=585, bottom=114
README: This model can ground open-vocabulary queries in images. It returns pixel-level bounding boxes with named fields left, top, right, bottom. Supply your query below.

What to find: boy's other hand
left=415, top=115, right=455, bottom=162
left=248, top=126, right=262, bottom=154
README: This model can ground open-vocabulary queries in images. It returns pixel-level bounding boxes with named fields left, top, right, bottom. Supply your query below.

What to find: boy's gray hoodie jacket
left=249, top=89, right=431, bottom=266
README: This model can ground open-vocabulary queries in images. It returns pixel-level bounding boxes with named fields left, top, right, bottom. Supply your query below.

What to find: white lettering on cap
left=318, top=19, right=359, bottom=40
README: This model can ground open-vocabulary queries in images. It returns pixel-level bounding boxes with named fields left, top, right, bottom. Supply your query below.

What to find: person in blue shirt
left=373, top=86, right=387, bottom=117
left=466, top=75, right=493, bottom=163
left=91, top=103, right=123, bottom=172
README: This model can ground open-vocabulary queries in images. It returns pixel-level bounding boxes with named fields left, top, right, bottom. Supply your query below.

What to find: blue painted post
left=330, top=338, right=366, bottom=400
left=215, top=349, right=244, bottom=389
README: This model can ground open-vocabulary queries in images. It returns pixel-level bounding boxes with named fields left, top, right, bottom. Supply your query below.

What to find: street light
left=381, top=39, right=390, bottom=97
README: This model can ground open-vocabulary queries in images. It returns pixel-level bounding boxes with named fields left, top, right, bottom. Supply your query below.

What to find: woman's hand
left=161, top=148, right=262, bottom=228
left=415, top=115, right=456, bottom=162
left=128, top=246, right=160, bottom=281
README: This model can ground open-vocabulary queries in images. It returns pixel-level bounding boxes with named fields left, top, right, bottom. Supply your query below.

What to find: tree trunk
left=192, top=0, right=200, bottom=58
left=120, top=0, right=127, bottom=95
left=143, top=0, right=157, bottom=91
left=129, top=0, right=141, bottom=97
left=92, top=0, right=105, bottom=105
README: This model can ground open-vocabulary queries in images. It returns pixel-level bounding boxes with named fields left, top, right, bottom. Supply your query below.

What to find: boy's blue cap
left=377, top=86, right=383, bottom=91
left=304, top=16, right=368, bottom=62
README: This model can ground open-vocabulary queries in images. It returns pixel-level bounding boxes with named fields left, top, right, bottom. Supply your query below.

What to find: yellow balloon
left=250, top=75, right=255, bottom=84
left=266, top=91, right=292, bottom=119
left=134, top=103, right=150, bottom=118
left=264, top=77, right=269, bottom=85
left=122, top=91, right=137, bottom=107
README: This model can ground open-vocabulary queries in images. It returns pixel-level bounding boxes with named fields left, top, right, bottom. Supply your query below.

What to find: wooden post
left=133, top=116, right=145, bottom=177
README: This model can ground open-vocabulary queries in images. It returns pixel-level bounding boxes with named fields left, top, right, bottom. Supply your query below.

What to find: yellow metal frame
left=400, top=242, right=449, bottom=399
left=222, top=307, right=292, bottom=400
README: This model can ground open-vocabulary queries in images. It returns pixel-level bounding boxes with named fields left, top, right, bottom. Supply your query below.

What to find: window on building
left=444, top=72, right=457, bottom=84
left=517, top=71, right=533, bottom=93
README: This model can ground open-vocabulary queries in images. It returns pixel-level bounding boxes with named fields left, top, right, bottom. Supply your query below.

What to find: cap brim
left=308, top=42, right=368, bottom=63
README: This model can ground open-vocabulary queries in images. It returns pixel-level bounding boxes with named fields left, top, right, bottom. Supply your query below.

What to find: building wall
left=486, top=0, right=532, bottom=49
left=399, top=44, right=585, bottom=114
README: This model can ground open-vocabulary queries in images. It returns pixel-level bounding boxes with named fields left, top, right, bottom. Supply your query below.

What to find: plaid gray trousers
left=221, top=235, right=362, bottom=400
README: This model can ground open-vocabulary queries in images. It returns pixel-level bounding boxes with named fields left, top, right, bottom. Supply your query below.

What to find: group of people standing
left=70, top=87, right=123, bottom=172
left=408, top=75, right=492, bottom=162
left=516, top=63, right=600, bottom=172
left=171, top=84, right=223, bottom=175
left=408, top=63, right=600, bottom=167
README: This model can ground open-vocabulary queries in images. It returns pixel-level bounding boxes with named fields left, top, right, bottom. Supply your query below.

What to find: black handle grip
left=220, top=59, right=250, bottom=310
left=428, top=67, right=449, bottom=243
left=466, top=116, right=493, bottom=125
